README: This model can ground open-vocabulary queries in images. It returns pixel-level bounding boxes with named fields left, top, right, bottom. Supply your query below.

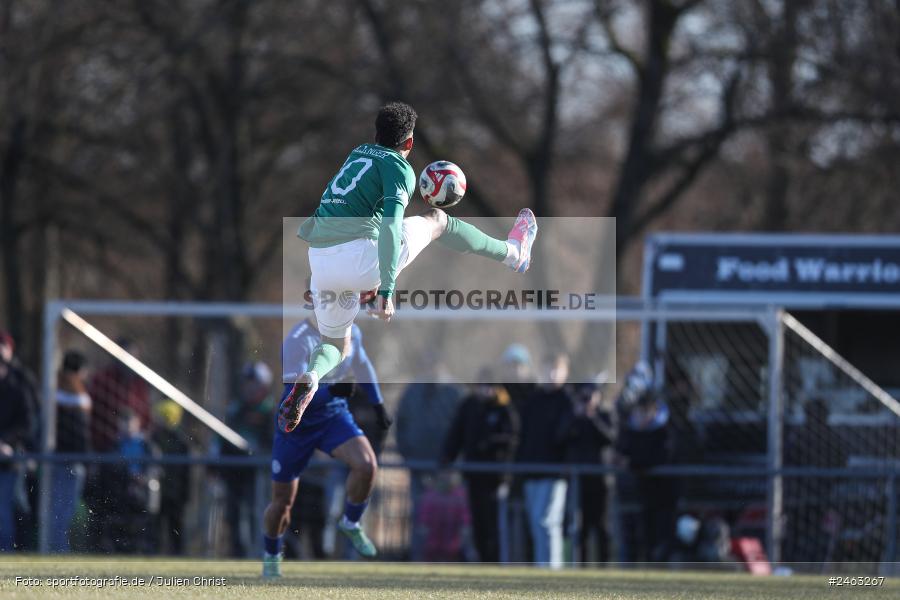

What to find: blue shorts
left=270, top=407, right=364, bottom=483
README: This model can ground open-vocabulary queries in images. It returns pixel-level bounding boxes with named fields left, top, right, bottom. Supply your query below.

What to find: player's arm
left=369, top=199, right=403, bottom=322
left=377, top=197, right=404, bottom=294
left=371, top=163, right=411, bottom=320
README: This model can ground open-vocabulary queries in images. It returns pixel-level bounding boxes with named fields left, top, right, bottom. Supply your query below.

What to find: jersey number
left=331, top=158, right=373, bottom=196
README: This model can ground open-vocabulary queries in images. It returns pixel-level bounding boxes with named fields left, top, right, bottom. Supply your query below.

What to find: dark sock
left=264, top=534, right=282, bottom=556
left=343, top=499, right=369, bottom=523
left=438, top=216, right=509, bottom=261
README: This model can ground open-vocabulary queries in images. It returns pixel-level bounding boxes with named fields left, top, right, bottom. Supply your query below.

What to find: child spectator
left=96, top=408, right=159, bottom=553
left=151, top=399, right=193, bottom=555
left=416, top=471, right=474, bottom=562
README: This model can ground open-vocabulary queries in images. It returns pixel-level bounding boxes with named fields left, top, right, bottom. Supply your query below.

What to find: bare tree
left=0, top=0, right=100, bottom=364
left=594, top=0, right=749, bottom=258
left=3, top=0, right=899, bottom=378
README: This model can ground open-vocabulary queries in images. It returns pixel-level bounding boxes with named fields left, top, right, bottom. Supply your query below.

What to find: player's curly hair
left=375, top=101, right=417, bottom=149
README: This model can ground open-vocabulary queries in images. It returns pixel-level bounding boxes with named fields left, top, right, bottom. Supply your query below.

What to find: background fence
left=25, top=298, right=900, bottom=570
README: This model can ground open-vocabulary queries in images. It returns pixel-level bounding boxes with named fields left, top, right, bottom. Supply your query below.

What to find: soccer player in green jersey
left=278, top=102, right=538, bottom=433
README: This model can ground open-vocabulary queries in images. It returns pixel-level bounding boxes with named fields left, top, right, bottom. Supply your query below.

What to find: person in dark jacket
left=441, top=376, right=519, bottom=562
left=0, top=332, right=37, bottom=551
left=617, top=387, right=678, bottom=563
left=151, top=399, right=193, bottom=555
left=514, top=351, right=573, bottom=568
left=52, top=351, right=92, bottom=552
left=560, top=380, right=615, bottom=563
left=225, top=361, right=275, bottom=557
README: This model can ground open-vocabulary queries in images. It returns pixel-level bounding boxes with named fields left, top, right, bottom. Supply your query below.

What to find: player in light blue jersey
left=262, top=318, right=390, bottom=577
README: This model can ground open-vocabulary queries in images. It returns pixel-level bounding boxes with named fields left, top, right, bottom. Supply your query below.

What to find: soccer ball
left=419, top=160, right=466, bottom=208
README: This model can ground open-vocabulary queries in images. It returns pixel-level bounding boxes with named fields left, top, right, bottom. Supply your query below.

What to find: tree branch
left=593, top=0, right=643, bottom=75
left=27, top=154, right=172, bottom=251
left=449, top=44, right=526, bottom=156
left=631, top=66, right=743, bottom=235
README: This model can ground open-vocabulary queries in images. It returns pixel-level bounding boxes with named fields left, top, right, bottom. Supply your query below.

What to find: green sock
left=308, top=342, right=342, bottom=379
left=438, top=216, right=509, bottom=261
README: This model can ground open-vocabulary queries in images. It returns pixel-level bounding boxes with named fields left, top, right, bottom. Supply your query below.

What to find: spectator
left=88, top=340, right=151, bottom=453
left=495, top=344, right=536, bottom=563
left=52, top=351, right=92, bottom=553
left=84, top=343, right=149, bottom=552
left=515, top=351, right=573, bottom=569
left=0, top=331, right=37, bottom=551
left=560, top=380, right=615, bottom=564
left=497, top=343, right=535, bottom=399
left=224, top=361, right=275, bottom=557
left=118, top=408, right=155, bottom=478
left=150, top=399, right=193, bottom=555
left=664, top=364, right=704, bottom=463
left=441, top=376, right=519, bottom=562
left=667, top=514, right=733, bottom=564
left=615, top=361, right=653, bottom=417
left=98, top=408, right=160, bottom=553
left=617, top=386, right=678, bottom=563
left=396, top=355, right=462, bottom=560
left=416, top=471, right=474, bottom=562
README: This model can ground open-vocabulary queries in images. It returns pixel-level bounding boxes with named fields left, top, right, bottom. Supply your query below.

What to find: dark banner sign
left=647, top=235, right=900, bottom=297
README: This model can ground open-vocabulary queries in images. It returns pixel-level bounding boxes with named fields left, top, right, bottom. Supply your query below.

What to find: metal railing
left=36, top=297, right=900, bottom=568
left=2, top=453, right=897, bottom=566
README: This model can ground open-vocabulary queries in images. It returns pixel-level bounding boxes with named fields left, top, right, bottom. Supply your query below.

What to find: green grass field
left=0, top=557, right=896, bottom=599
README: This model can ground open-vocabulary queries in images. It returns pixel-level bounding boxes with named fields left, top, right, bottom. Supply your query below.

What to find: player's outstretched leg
left=278, top=335, right=347, bottom=433
left=277, top=371, right=319, bottom=433
left=433, top=208, right=538, bottom=273
left=505, top=208, right=538, bottom=273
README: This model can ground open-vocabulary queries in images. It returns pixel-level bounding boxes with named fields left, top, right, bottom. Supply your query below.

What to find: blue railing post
left=37, top=301, right=62, bottom=555
left=766, top=308, right=785, bottom=564
left=567, top=468, right=580, bottom=565
left=498, top=478, right=510, bottom=563
left=885, top=474, right=898, bottom=566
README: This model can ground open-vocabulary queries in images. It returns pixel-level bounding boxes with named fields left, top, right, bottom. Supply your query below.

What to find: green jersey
left=298, top=143, right=416, bottom=298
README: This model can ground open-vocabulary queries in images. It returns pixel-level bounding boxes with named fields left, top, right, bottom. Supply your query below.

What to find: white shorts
left=308, top=216, right=433, bottom=338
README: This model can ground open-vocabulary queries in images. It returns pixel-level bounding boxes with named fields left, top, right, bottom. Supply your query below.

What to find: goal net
left=658, top=310, right=900, bottom=571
